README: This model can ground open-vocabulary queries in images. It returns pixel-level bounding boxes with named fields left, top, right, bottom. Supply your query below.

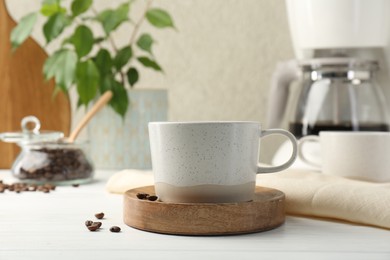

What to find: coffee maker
left=269, top=0, right=390, bottom=165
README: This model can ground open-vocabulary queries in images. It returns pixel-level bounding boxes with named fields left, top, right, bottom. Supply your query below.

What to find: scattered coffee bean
left=95, top=212, right=104, bottom=219
left=86, top=221, right=102, bottom=232
left=0, top=181, right=63, bottom=194
left=44, top=184, right=56, bottom=190
left=85, top=220, right=93, bottom=227
left=93, top=222, right=102, bottom=228
left=72, top=184, right=79, bottom=188
left=147, top=195, right=158, bottom=201
left=87, top=224, right=100, bottom=232
left=84, top=213, right=123, bottom=233
left=136, top=193, right=149, bottom=199
left=136, top=193, right=158, bottom=201
left=109, top=226, right=121, bottom=233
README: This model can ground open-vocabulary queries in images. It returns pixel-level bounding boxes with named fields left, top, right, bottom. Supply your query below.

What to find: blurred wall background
left=6, top=0, right=294, bottom=163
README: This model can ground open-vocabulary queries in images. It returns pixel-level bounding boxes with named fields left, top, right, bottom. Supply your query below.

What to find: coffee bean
left=109, top=226, right=121, bottom=233
left=86, top=222, right=102, bottom=232
left=147, top=195, right=158, bottom=201
left=0, top=181, right=62, bottom=194
left=136, top=193, right=149, bottom=200
left=72, top=184, right=79, bottom=188
left=95, top=212, right=104, bottom=219
left=37, top=186, right=45, bottom=191
left=44, top=184, right=56, bottom=190
left=85, top=220, right=93, bottom=227
left=87, top=225, right=99, bottom=232
left=93, top=222, right=102, bottom=228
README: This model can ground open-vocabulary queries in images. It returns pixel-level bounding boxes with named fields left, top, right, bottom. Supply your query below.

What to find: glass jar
left=0, top=116, right=94, bottom=185
left=12, top=141, right=93, bottom=185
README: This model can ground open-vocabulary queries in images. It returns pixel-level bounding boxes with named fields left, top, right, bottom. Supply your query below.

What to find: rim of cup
left=319, top=131, right=390, bottom=136
left=149, top=121, right=260, bottom=125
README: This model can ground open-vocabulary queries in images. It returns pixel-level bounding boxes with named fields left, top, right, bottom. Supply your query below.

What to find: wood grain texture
left=0, top=0, right=71, bottom=168
left=123, top=186, right=285, bottom=235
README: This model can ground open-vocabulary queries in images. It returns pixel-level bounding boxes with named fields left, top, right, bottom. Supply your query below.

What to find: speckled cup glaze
left=149, top=122, right=297, bottom=203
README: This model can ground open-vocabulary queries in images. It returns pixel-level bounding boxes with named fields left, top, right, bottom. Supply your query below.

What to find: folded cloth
left=257, top=169, right=390, bottom=229
left=106, top=168, right=390, bottom=229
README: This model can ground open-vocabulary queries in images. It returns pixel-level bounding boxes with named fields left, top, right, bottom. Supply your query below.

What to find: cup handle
left=257, top=129, right=298, bottom=174
left=298, top=135, right=321, bottom=168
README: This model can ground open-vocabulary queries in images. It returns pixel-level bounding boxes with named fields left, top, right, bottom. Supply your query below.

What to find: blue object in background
left=88, top=89, right=168, bottom=170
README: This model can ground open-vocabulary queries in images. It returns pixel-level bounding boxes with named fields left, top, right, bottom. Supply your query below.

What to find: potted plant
left=11, top=0, right=175, bottom=169
left=11, top=0, right=174, bottom=118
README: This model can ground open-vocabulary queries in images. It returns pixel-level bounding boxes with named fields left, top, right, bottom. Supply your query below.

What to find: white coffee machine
left=270, top=0, right=390, bottom=166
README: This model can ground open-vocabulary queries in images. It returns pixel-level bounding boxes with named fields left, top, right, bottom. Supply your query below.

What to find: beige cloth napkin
left=106, top=168, right=390, bottom=229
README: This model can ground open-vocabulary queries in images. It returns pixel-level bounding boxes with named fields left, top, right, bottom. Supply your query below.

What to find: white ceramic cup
left=148, top=121, right=298, bottom=203
left=299, top=132, right=390, bottom=182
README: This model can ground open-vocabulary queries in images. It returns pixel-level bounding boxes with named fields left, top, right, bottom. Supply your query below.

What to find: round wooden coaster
left=123, top=186, right=285, bottom=235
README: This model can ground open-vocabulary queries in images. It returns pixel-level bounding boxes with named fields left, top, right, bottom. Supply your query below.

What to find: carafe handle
left=266, top=60, right=299, bottom=128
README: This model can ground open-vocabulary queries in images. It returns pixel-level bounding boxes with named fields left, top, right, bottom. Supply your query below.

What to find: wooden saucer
left=123, top=186, right=285, bottom=235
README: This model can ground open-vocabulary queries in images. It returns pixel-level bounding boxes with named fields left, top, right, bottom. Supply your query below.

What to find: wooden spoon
left=67, top=91, right=113, bottom=143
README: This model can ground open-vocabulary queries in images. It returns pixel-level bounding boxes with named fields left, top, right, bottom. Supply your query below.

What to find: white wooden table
left=1, top=170, right=389, bottom=260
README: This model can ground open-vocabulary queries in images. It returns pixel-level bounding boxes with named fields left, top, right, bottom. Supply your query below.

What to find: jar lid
left=0, top=116, right=64, bottom=144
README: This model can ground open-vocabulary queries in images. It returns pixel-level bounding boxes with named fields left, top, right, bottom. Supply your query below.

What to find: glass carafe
left=288, top=58, right=389, bottom=138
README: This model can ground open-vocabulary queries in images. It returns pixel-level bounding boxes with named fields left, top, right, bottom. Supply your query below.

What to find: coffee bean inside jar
left=12, top=142, right=94, bottom=185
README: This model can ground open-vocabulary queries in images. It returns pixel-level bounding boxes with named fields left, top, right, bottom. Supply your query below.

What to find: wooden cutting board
left=123, top=186, right=285, bottom=235
left=0, top=0, right=71, bottom=168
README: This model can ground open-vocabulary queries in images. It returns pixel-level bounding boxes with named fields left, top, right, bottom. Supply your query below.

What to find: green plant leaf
left=76, top=60, right=99, bottom=105
left=110, top=80, right=129, bottom=118
left=71, top=0, right=93, bottom=17
left=43, top=49, right=78, bottom=91
left=97, top=2, right=129, bottom=35
left=41, top=0, right=66, bottom=16
left=43, top=12, right=70, bottom=43
left=137, top=56, right=162, bottom=71
left=94, top=49, right=113, bottom=75
left=70, top=25, right=94, bottom=57
left=76, top=97, right=84, bottom=108
left=98, top=76, right=129, bottom=118
left=10, top=12, right=38, bottom=50
left=136, top=33, right=153, bottom=54
left=146, top=8, right=175, bottom=29
left=99, top=74, right=112, bottom=94
left=127, top=67, right=139, bottom=87
left=114, top=46, right=132, bottom=70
